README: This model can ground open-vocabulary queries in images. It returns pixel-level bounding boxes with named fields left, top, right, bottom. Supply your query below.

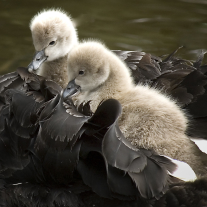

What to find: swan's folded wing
left=36, top=97, right=90, bottom=149
left=113, top=50, right=161, bottom=83
left=0, top=81, right=48, bottom=181
left=179, top=70, right=207, bottom=139
left=40, top=79, right=62, bottom=101
left=153, top=177, right=207, bottom=207
left=73, top=99, right=120, bottom=198
left=33, top=96, right=90, bottom=183
left=98, top=99, right=176, bottom=199
left=0, top=71, right=25, bottom=110
left=151, top=69, right=194, bottom=105
left=77, top=150, right=112, bottom=199
left=77, top=99, right=136, bottom=199
left=16, top=67, right=61, bottom=101
left=0, top=72, right=25, bottom=94
left=78, top=99, right=175, bottom=200
left=188, top=118, right=207, bottom=139
left=0, top=68, right=91, bottom=185
left=103, top=122, right=175, bottom=199
left=5, top=89, right=43, bottom=128
left=1, top=93, right=85, bottom=185
left=0, top=119, right=30, bottom=177
left=160, top=47, right=195, bottom=72
left=16, top=67, right=43, bottom=91
left=0, top=91, right=40, bottom=178
left=0, top=182, right=84, bottom=207
left=178, top=70, right=207, bottom=108
left=34, top=131, right=82, bottom=184
left=103, top=123, right=146, bottom=173
left=185, top=86, right=207, bottom=118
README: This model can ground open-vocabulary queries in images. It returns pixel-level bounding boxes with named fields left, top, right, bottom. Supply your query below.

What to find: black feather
left=0, top=47, right=207, bottom=206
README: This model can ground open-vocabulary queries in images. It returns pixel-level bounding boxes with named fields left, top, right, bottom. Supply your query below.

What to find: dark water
left=0, top=0, right=207, bottom=74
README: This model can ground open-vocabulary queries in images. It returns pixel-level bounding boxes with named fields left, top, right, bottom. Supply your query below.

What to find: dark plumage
left=0, top=67, right=179, bottom=206
left=0, top=50, right=207, bottom=206
left=0, top=9, right=206, bottom=206
left=153, top=177, right=207, bottom=207
left=115, top=48, right=207, bottom=141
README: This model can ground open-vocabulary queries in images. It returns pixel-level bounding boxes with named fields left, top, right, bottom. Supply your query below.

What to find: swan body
left=65, top=41, right=207, bottom=176
left=0, top=67, right=179, bottom=205
left=0, top=67, right=206, bottom=206
left=0, top=9, right=207, bottom=205
left=29, top=9, right=78, bottom=88
left=27, top=9, right=207, bottom=152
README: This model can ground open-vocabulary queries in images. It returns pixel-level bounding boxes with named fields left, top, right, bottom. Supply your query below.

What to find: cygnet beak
left=28, top=50, right=47, bottom=72
left=62, top=79, right=81, bottom=100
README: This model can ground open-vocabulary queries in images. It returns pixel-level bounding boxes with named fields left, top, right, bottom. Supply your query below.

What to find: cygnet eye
left=49, top=41, right=56, bottom=46
left=79, top=70, right=85, bottom=75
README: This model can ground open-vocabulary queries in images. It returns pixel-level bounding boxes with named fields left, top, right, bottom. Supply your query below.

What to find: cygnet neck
left=85, top=56, right=135, bottom=107
left=38, top=54, right=69, bottom=88
left=102, top=53, right=135, bottom=97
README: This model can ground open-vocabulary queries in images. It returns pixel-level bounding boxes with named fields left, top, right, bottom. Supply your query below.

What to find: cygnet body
left=66, top=41, right=206, bottom=176
left=29, top=9, right=78, bottom=88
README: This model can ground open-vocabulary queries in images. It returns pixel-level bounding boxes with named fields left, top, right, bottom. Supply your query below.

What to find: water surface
left=0, top=0, right=207, bottom=74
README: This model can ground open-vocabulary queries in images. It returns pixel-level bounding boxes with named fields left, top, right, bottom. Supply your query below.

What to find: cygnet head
left=63, top=41, right=133, bottom=99
left=28, top=9, right=78, bottom=72
left=67, top=41, right=111, bottom=92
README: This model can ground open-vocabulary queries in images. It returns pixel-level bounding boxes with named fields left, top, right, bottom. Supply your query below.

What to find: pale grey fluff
left=67, top=40, right=207, bottom=177
left=30, top=9, right=78, bottom=88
